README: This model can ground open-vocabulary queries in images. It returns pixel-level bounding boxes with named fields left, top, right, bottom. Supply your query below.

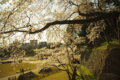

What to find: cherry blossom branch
left=52, top=56, right=67, bottom=69
left=2, top=0, right=27, bottom=29
left=0, top=11, right=120, bottom=34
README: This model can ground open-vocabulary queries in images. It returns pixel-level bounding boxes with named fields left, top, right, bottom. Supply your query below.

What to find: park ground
left=0, top=41, right=119, bottom=80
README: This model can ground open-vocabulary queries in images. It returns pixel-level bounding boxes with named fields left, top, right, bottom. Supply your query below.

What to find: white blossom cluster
left=9, top=43, right=26, bottom=68
left=74, top=37, right=86, bottom=44
left=86, top=20, right=106, bottom=43
left=36, top=43, right=79, bottom=69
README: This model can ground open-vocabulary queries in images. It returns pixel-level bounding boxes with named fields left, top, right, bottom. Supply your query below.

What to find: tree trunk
left=72, top=66, right=77, bottom=80
left=38, top=56, right=39, bottom=59
left=66, top=70, right=72, bottom=80
left=95, top=38, right=98, bottom=47
left=117, top=15, right=120, bottom=45
left=103, top=30, right=109, bottom=44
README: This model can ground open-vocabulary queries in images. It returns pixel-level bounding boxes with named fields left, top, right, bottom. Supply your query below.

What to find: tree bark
left=72, top=66, right=77, bottom=80
left=94, top=38, right=98, bottom=47
left=1, top=11, right=120, bottom=34
left=107, top=19, right=118, bottom=35
left=103, top=30, right=109, bottom=44
left=66, top=70, right=72, bottom=80
left=117, top=15, right=120, bottom=45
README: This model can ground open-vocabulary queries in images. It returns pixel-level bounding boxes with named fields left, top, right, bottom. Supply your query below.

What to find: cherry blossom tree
left=7, top=40, right=26, bottom=68
left=0, top=0, right=120, bottom=79
left=0, top=0, right=120, bottom=44
left=35, top=31, right=87, bottom=80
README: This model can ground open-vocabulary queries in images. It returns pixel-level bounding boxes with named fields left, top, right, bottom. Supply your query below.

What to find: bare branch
left=69, top=1, right=80, bottom=6
left=63, top=4, right=70, bottom=12
left=66, top=12, right=78, bottom=20
left=51, top=65, right=67, bottom=71
left=107, top=19, right=118, bottom=35
left=52, top=56, right=67, bottom=69
left=97, top=0, right=103, bottom=11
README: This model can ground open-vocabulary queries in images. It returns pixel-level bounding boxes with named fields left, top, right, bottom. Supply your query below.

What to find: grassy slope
left=38, top=41, right=119, bottom=80
left=0, top=63, right=37, bottom=78
left=76, top=65, right=97, bottom=80
left=93, top=41, right=119, bottom=50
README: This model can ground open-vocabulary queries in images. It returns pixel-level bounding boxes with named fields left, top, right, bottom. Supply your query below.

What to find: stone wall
left=80, top=44, right=120, bottom=80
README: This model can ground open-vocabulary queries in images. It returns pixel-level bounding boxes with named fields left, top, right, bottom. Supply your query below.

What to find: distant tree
left=24, top=46, right=36, bottom=56
left=46, top=44, right=51, bottom=49
left=5, top=41, right=26, bottom=68
left=28, top=46, right=33, bottom=49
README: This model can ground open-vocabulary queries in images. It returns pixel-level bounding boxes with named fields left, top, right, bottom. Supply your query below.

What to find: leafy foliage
left=24, top=48, right=36, bottom=56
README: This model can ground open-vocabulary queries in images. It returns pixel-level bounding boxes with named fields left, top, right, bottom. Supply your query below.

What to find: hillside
left=80, top=42, right=120, bottom=80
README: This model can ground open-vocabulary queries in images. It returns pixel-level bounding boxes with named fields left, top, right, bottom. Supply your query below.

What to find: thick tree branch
left=78, top=9, right=104, bottom=16
left=0, top=11, right=120, bottom=34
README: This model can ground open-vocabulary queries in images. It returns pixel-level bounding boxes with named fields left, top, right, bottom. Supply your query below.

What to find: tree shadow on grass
left=80, top=49, right=93, bottom=62
left=17, top=71, right=37, bottom=80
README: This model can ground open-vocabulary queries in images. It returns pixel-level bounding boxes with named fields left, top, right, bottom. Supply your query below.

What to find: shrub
left=24, top=49, right=36, bottom=56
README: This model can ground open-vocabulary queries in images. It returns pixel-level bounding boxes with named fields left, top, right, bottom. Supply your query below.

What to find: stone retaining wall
left=80, top=45, right=120, bottom=80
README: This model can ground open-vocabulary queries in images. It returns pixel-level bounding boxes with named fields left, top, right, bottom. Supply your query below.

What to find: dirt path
left=0, top=69, right=38, bottom=80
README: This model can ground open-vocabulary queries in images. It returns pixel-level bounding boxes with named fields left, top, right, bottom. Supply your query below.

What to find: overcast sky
left=0, top=0, right=97, bottom=46
left=0, top=0, right=65, bottom=45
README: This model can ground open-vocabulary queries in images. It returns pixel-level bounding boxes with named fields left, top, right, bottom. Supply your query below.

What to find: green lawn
left=0, top=63, right=37, bottom=78
left=30, top=64, right=97, bottom=80
left=38, top=71, right=69, bottom=80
